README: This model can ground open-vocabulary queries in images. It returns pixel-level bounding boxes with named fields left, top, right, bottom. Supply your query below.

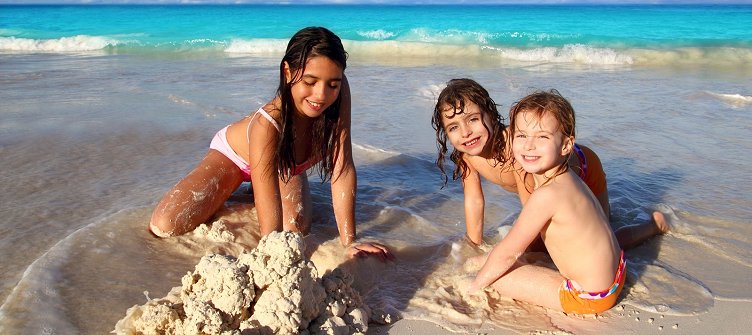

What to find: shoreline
left=368, top=299, right=752, bottom=334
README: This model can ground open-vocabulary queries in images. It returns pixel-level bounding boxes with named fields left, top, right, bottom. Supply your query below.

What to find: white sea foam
left=624, top=262, right=714, bottom=316
left=356, top=29, right=395, bottom=40
left=488, top=44, right=634, bottom=65
left=225, top=38, right=634, bottom=66
left=417, top=83, right=445, bottom=101
left=4, top=34, right=746, bottom=69
left=354, top=39, right=752, bottom=67
left=353, top=143, right=437, bottom=168
left=224, top=38, right=288, bottom=54
left=706, top=91, right=752, bottom=108
left=403, top=28, right=496, bottom=45
left=0, top=35, right=115, bottom=52
left=353, top=143, right=400, bottom=156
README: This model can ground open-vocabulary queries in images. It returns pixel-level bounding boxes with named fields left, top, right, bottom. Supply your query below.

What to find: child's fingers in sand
left=348, top=242, right=395, bottom=262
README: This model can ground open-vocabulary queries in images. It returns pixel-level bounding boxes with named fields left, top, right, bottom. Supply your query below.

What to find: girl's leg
left=150, top=150, right=244, bottom=237
left=488, top=262, right=565, bottom=311
left=615, top=211, right=669, bottom=249
left=279, top=173, right=312, bottom=235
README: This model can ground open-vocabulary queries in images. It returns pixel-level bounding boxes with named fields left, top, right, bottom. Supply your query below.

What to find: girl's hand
left=347, top=242, right=395, bottom=262
left=457, top=275, right=487, bottom=304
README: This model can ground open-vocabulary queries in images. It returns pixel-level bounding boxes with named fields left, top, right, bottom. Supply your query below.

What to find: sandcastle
left=114, top=231, right=374, bottom=335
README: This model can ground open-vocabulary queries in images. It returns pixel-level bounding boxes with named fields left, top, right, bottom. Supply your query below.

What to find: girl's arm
left=471, top=188, right=555, bottom=290
left=462, top=162, right=485, bottom=246
left=248, top=107, right=284, bottom=236
left=330, top=76, right=356, bottom=247
left=330, top=77, right=393, bottom=261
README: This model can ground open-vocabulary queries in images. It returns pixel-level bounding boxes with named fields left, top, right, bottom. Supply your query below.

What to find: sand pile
left=114, top=231, right=374, bottom=335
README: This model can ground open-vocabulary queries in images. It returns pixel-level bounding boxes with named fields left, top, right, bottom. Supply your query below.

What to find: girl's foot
left=652, top=211, right=670, bottom=234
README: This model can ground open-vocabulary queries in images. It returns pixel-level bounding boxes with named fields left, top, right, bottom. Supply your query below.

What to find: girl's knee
left=149, top=211, right=178, bottom=238
left=149, top=221, right=173, bottom=238
left=149, top=201, right=191, bottom=237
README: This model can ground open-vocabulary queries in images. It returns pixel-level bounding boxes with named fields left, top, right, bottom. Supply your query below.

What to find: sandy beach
left=374, top=299, right=752, bottom=334
left=108, top=215, right=752, bottom=334
left=106, top=211, right=752, bottom=334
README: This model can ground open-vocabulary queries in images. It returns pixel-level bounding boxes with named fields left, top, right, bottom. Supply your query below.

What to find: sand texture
left=114, top=231, right=379, bottom=335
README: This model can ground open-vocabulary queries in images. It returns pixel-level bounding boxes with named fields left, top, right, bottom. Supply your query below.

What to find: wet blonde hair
left=508, top=89, right=576, bottom=189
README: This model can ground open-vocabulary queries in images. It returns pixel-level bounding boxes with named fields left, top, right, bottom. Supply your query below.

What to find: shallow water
left=1, top=38, right=751, bottom=334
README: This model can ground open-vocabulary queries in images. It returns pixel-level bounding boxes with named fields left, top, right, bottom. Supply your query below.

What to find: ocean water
left=1, top=4, right=751, bottom=334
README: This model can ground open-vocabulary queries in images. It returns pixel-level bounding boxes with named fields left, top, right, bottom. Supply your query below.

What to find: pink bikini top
left=249, top=108, right=319, bottom=176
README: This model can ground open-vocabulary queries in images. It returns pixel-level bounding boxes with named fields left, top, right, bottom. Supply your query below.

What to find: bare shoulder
left=234, top=102, right=280, bottom=140
left=526, top=183, right=561, bottom=205
left=528, top=174, right=576, bottom=203
left=262, top=100, right=283, bottom=119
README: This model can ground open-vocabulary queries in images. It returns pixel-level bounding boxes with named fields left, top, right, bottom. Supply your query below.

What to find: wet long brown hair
left=508, top=89, right=576, bottom=190
left=276, top=26, right=348, bottom=182
left=431, top=78, right=507, bottom=187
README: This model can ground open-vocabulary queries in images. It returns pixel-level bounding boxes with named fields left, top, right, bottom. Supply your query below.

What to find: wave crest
left=489, top=44, right=633, bottom=65
left=4, top=34, right=749, bottom=69
left=224, top=38, right=288, bottom=54
left=0, top=35, right=115, bottom=52
left=705, top=91, right=752, bottom=108
left=356, top=29, right=396, bottom=40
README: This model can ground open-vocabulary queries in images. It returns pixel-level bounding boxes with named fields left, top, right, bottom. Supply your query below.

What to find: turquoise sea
left=1, top=4, right=751, bottom=334
left=2, top=4, right=751, bottom=67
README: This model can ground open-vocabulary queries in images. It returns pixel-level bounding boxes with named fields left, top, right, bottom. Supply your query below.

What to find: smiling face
left=512, top=110, right=573, bottom=177
left=441, top=100, right=494, bottom=158
left=285, top=55, right=343, bottom=119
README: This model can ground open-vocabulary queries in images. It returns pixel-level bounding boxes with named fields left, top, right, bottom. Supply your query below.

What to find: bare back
left=527, top=170, right=620, bottom=291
